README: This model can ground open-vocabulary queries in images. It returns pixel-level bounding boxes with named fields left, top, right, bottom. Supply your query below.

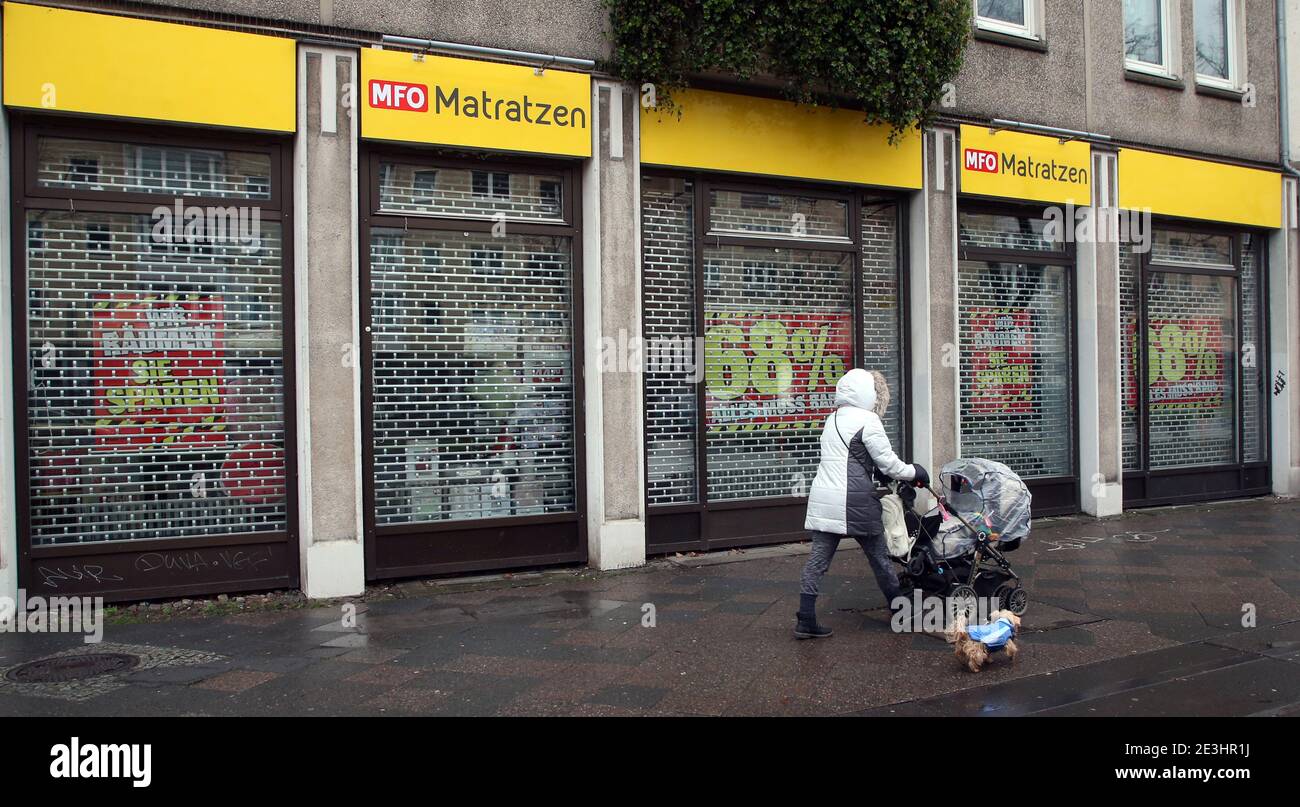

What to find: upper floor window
left=973, top=0, right=1040, bottom=41
left=1194, top=0, right=1242, bottom=89
left=1125, top=0, right=1175, bottom=76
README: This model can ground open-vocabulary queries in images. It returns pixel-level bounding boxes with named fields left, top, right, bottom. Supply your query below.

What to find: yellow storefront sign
left=360, top=48, right=591, bottom=158
left=2, top=3, right=295, bottom=132
left=959, top=124, right=1092, bottom=205
left=640, top=89, right=921, bottom=188
left=1118, top=148, right=1281, bottom=229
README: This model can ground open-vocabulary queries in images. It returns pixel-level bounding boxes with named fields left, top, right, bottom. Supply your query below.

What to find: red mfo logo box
left=964, top=148, right=1000, bottom=174
left=369, top=80, right=428, bottom=112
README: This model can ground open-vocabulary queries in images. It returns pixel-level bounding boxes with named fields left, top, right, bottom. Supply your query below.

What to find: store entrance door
left=1120, top=228, right=1269, bottom=505
left=956, top=205, right=1079, bottom=515
left=360, top=153, right=586, bottom=579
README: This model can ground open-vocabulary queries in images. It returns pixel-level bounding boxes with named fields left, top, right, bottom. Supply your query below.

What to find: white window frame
left=972, top=0, right=1041, bottom=42
left=1194, top=0, right=1244, bottom=91
left=1125, top=0, right=1177, bottom=78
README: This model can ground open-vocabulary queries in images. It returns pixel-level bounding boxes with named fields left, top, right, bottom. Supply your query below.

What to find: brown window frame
left=641, top=170, right=912, bottom=553
left=8, top=112, right=299, bottom=602
left=358, top=146, right=588, bottom=581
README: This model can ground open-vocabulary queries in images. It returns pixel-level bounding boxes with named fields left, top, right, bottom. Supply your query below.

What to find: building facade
left=0, top=0, right=1296, bottom=604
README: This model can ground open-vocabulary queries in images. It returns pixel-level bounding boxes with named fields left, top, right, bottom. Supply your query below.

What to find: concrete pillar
left=294, top=44, right=366, bottom=597
left=0, top=12, right=17, bottom=605
left=1078, top=149, right=1124, bottom=516
left=1271, top=177, right=1300, bottom=496
left=581, top=81, right=645, bottom=570
left=915, top=126, right=958, bottom=491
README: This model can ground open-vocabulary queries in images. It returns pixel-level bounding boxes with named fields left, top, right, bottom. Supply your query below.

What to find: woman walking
left=796, top=368, right=928, bottom=639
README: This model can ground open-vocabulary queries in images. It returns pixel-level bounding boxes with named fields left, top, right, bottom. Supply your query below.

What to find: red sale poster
left=91, top=293, right=227, bottom=449
left=966, top=308, right=1034, bottom=413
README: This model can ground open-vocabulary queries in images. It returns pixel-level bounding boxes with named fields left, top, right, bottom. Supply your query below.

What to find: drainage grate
left=4, top=653, right=140, bottom=683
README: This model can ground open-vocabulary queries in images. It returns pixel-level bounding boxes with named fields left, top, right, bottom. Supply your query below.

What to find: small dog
left=945, top=609, right=1021, bottom=672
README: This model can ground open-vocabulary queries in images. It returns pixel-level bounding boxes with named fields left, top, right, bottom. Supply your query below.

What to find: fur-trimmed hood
left=834, top=368, right=890, bottom=418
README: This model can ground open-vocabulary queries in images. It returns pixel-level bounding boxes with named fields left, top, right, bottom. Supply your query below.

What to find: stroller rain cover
left=929, top=458, right=1032, bottom=559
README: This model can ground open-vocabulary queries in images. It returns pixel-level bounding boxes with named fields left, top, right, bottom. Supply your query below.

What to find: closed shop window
left=642, top=177, right=906, bottom=532
left=1119, top=226, right=1266, bottom=486
left=368, top=161, right=577, bottom=526
left=704, top=245, right=853, bottom=500
left=23, top=135, right=287, bottom=546
left=1145, top=271, right=1237, bottom=468
left=957, top=209, right=1074, bottom=480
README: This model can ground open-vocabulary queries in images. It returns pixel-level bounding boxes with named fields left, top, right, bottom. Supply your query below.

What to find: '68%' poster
left=704, top=311, right=851, bottom=432
left=92, top=293, right=227, bottom=449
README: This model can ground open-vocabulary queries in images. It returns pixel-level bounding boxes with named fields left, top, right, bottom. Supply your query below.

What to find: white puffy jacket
left=804, top=369, right=917, bottom=536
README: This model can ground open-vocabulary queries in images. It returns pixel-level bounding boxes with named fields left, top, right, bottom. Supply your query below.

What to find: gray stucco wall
left=132, top=0, right=612, bottom=60
left=954, top=0, right=1282, bottom=164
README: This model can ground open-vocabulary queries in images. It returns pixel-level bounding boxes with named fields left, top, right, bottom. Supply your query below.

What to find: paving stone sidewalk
left=2, top=497, right=1298, bottom=716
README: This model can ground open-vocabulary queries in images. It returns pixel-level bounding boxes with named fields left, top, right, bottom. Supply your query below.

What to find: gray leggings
left=799, top=530, right=901, bottom=604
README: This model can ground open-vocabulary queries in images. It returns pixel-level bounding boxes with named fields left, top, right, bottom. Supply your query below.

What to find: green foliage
left=602, top=0, right=971, bottom=141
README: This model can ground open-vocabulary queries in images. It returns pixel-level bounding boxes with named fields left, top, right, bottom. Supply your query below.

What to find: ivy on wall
left=601, top=0, right=971, bottom=141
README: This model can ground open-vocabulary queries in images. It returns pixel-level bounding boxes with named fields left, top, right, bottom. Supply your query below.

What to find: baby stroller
left=888, top=458, right=1031, bottom=615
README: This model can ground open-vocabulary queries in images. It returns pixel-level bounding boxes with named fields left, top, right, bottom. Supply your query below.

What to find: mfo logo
left=964, top=148, right=1000, bottom=174
left=369, top=80, right=428, bottom=112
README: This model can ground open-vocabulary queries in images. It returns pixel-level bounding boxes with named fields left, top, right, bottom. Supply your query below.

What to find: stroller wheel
left=950, top=584, right=979, bottom=620
left=996, top=583, right=1029, bottom=615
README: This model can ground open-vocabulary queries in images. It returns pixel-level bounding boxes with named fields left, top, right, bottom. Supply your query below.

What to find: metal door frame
left=9, top=112, right=300, bottom=602
left=358, top=145, right=588, bottom=580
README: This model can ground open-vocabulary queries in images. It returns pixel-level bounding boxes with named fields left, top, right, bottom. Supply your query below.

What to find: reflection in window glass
left=1150, top=229, right=1233, bottom=268
left=977, top=0, right=1026, bottom=25
left=378, top=162, right=564, bottom=221
left=959, top=211, right=1062, bottom=252
left=1145, top=272, right=1237, bottom=468
left=1195, top=0, right=1231, bottom=80
left=1125, top=0, right=1166, bottom=67
left=708, top=190, right=848, bottom=240
left=704, top=247, right=852, bottom=501
left=36, top=137, right=272, bottom=199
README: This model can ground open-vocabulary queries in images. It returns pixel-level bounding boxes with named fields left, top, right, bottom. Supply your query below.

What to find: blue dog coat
left=966, top=616, right=1016, bottom=650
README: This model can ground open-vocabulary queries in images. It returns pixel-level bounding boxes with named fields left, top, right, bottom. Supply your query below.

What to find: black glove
left=909, top=463, right=930, bottom=488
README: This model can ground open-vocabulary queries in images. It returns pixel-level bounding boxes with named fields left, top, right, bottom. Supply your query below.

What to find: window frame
left=8, top=111, right=299, bottom=600
left=639, top=169, right=912, bottom=551
left=358, top=145, right=588, bottom=581
left=972, top=0, right=1040, bottom=42
left=1125, top=0, right=1177, bottom=79
left=1121, top=221, right=1271, bottom=507
left=1193, top=0, right=1243, bottom=91
left=955, top=199, right=1081, bottom=516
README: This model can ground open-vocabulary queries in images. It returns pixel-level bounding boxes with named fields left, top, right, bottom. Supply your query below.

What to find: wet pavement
left=2, top=496, right=1299, bottom=716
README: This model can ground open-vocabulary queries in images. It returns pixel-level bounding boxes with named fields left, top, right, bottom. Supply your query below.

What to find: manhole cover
left=5, top=653, right=140, bottom=683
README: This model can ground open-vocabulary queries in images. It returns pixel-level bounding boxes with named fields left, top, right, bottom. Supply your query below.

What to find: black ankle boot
left=794, top=593, right=833, bottom=639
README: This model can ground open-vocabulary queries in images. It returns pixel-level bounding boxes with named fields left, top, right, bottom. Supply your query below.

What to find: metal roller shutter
left=367, top=163, right=577, bottom=527
left=641, top=176, right=698, bottom=505
left=24, top=139, right=287, bottom=547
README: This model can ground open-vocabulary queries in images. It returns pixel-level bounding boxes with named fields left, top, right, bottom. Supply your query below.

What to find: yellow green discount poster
left=1123, top=317, right=1228, bottom=411
left=704, top=311, right=851, bottom=432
